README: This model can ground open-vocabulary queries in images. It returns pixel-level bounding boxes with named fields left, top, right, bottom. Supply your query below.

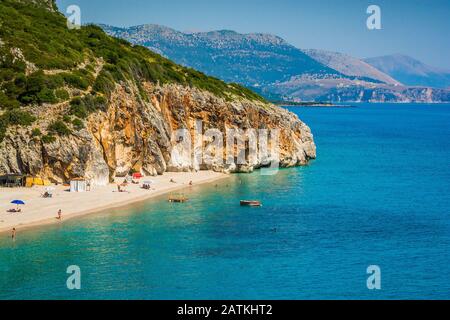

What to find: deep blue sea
left=0, top=103, right=449, bottom=300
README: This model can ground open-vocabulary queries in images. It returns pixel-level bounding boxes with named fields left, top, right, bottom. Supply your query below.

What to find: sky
left=56, top=0, right=450, bottom=69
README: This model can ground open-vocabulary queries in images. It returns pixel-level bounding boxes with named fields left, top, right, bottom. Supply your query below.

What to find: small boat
left=169, top=194, right=189, bottom=203
left=240, top=200, right=262, bottom=207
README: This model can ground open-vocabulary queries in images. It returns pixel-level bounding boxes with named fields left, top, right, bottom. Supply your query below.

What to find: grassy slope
left=0, top=0, right=265, bottom=141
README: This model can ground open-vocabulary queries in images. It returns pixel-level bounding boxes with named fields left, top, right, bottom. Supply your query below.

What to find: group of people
left=9, top=176, right=198, bottom=240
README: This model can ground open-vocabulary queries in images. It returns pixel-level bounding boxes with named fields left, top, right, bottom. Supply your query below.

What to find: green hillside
left=0, top=0, right=265, bottom=142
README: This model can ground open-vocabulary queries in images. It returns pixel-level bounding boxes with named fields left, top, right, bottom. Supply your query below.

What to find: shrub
left=0, top=68, right=16, bottom=83
left=55, top=89, right=70, bottom=102
left=95, top=95, right=107, bottom=105
left=0, top=117, right=7, bottom=142
left=0, top=92, right=20, bottom=109
left=105, top=51, right=119, bottom=64
left=69, top=94, right=107, bottom=119
left=31, top=128, right=42, bottom=137
left=93, top=70, right=115, bottom=95
left=17, top=71, right=46, bottom=104
left=61, top=73, right=89, bottom=90
left=0, top=109, right=36, bottom=142
left=62, top=115, right=72, bottom=123
left=41, top=134, right=56, bottom=144
left=3, top=109, right=36, bottom=126
left=45, top=74, right=65, bottom=89
left=72, top=118, right=84, bottom=130
left=13, top=71, right=60, bottom=104
left=37, top=88, right=57, bottom=104
left=48, top=120, right=71, bottom=136
left=69, top=97, right=88, bottom=119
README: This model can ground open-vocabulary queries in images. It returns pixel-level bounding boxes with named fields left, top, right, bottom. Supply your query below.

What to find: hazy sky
left=56, top=0, right=450, bottom=69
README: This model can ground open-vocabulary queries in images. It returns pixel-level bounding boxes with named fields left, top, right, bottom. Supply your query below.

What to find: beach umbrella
left=11, top=199, right=25, bottom=210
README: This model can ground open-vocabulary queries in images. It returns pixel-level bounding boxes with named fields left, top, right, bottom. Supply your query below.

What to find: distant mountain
left=100, top=24, right=343, bottom=88
left=266, top=75, right=450, bottom=103
left=100, top=24, right=450, bottom=102
left=364, top=54, right=450, bottom=89
left=303, top=49, right=401, bottom=86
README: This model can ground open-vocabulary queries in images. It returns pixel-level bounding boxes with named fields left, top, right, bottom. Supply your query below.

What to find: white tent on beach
left=70, top=178, right=87, bottom=192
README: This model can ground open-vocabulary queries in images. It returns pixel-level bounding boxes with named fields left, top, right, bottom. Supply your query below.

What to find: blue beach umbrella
left=11, top=200, right=25, bottom=205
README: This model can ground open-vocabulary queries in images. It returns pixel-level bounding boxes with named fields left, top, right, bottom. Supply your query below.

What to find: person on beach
left=12, top=228, right=16, bottom=240
left=189, top=181, right=193, bottom=186
left=57, top=209, right=62, bottom=220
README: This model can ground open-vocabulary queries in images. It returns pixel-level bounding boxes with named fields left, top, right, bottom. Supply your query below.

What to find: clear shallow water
left=0, top=103, right=449, bottom=300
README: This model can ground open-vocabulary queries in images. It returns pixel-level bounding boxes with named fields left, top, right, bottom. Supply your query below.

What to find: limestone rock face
left=0, top=82, right=316, bottom=185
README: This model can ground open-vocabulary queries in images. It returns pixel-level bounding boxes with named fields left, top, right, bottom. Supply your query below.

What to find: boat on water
left=240, top=200, right=262, bottom=207
left=169, top=194, right=189, bottom=203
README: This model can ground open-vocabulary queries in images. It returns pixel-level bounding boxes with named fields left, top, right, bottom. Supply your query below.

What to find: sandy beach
left=0, top=171, right=228, bottom=235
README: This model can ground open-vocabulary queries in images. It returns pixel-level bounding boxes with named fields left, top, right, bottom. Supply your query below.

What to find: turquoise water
left=0, top=103, right=449, bottom=299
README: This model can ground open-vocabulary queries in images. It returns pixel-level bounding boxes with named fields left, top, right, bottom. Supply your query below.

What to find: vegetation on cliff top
left=0, top=0, right=266, bottom=142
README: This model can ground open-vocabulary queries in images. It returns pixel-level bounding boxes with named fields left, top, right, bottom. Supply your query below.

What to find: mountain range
left=99, top=24, right=341, bottom=89
left=364, top=54, right=450, bottom=89
left=303, top=49, right=400, bottom=86
left=101, top=24, right=450, bottom=103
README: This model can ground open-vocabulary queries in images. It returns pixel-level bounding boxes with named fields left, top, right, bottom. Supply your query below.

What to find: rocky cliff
left=0, top=81, right=316, bottom=185
left=0, top=0, right=316, bottom=184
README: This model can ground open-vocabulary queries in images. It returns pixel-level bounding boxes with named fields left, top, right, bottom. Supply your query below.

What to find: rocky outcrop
left=0, top=82, right=316, bottom=185
left=0, top=0, right=316, bottom=185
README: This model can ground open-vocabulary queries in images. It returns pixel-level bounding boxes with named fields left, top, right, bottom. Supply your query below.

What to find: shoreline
left=0, top=171, right=229, bottom=236
left=276, top=101, right=450, bottom=107
left=279, top=104, right=355, bottom=108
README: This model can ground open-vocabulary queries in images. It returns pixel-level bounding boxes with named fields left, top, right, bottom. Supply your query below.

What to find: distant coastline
left=274, top=100, right=450, bottom=107
left=273, top=101, right=354, bottom=108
